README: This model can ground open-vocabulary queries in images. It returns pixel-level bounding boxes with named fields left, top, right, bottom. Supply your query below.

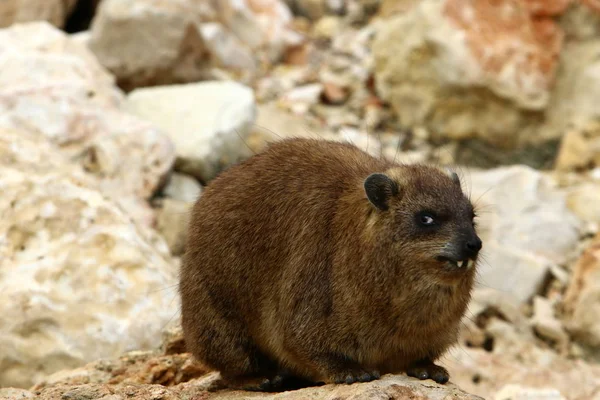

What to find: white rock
left=0, top=128, right=179, bottom=389
left=468, top=166, right=582, bottom=303
left=0, top=22, right=176, bottom=226
left=125, top=81, right=257, bottom=182
left=163, top=173, right=202, bottom=203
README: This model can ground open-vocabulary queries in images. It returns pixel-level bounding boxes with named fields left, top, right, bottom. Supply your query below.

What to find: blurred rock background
left=1, top=0, right=600, bottom=399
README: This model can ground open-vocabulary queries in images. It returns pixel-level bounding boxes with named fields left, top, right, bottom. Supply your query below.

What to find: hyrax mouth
left=437, top=257, right=475, bottom=270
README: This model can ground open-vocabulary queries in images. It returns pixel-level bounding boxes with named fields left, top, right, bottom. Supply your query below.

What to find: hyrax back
left=180, top=138, right=481, bottom=390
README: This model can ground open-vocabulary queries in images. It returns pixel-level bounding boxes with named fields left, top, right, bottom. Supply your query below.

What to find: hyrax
left=180, top=138, right=482, bottom=391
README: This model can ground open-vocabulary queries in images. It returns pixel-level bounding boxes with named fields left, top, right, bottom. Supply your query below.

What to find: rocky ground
left=2, top=0, right=600, bottom=399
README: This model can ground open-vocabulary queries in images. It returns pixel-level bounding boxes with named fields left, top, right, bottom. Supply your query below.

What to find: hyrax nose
left=465, top=237, right=482, bottom=257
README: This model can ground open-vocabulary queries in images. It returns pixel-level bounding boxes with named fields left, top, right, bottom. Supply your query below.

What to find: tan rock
left=531, top=296, right=569, bottom=350
left=0, top=127, right=179, bottom=389
left=564, top=232, right=600, bottom=348
left=0, top=22, right=176, bottom=227
left=0, top=0, right=77, bottom=28
left=124, top=81, right=257, bottom=183
left=542, top=41, right=600, bottom=147
left=373, top=0, right=563, bottom=148
left=566, top=181, right=600, bottom=223
left=555, top=121, right=600, bottom=172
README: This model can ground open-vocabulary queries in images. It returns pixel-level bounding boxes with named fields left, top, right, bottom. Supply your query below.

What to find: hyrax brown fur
left=180, top=137, right=482, bottom=391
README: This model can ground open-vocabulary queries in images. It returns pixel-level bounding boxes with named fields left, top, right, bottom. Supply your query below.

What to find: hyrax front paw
left=330, top=369, right=381, bottom=384
left=407, top=360, right=449, bottom=384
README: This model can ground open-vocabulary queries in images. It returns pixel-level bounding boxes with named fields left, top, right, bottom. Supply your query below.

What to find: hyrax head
left=363, top=165, right=482, bottom=282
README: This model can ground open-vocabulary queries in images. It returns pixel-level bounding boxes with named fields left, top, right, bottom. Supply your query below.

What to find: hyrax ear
left=364, top=173, right=399, bottom=211
left=445, top=168, right=461, bottom=186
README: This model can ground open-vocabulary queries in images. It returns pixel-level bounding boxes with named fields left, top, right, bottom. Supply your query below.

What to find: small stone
left=155, top=199, right=193, bottom=257
left=313, top=16, right=343, bottom=40
left=531, top=296, right=569, bottom=349
left=294, top=0, right=327, bottom=20
left=163, top=173, right=203, bottom=204
left=124, top=81, right=257, bottom=183
left=321, top=81, right=350, bottom=104
left=555, top=121, right=600, bottom=172
left=279, top=83, right=324, bottom=114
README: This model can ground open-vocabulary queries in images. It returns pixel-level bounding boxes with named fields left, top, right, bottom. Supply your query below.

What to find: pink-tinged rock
left=443, top=0, right=563, bottom=109
left=373, top=0, right=565, bottom=146
left=522, top=0, right=572, bottom=16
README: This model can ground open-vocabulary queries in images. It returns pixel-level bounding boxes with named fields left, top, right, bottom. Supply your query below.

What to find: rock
left=24, top=330, right=484, bottom=400
left=373, top=0, right=563, bottom=149
left=0, top=127, right=179, bottom=389
left=566, top=181, right=600, bottom=223
left=280, top=83, right=324, bottom=114
left=300, top=0, right=329, bottom=20
left=26, top=374, right=485, bottom=399
left=555, top=120, right=600, bottom=172
left=468, top=166, right=582, bottom=303
left=531, top=296, right=569, bottom=350
left=89, top=0, right=301, bottom=89
left=0, top=22, right=176, bottom=227
left=447, top=317, right=600, bottom=400
left=561, top=1, right=600, bottom=41
left=564, top=232, right=600, bottom=348
left=162, top=173, right=203, bottom=203
left=313, top=15, right=344, bottom=40
left=542, top=41, right=600, bottom=149
left=494, top=384, right=566, bottom=400
left=155, top=199, right=193, bottom=257
left=0, top=388, right=36, bottom=399
left=523, top=0, right=571, bottom=17
left=124, top=81, right=256, bottom=183
left=0, top=0, right=77, bottom=28
left=88, top=0, right=216, bottom=90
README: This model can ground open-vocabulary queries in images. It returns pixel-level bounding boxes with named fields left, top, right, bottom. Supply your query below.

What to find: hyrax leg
left=406, top=358, right=449, bottom=384
left=185, top=304, right=279, bottom=390
left=291, top=349, right=381, bottom=385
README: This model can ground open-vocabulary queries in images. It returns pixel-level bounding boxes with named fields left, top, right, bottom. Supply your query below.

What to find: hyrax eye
left=418, top=213, right=435, bottom=226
